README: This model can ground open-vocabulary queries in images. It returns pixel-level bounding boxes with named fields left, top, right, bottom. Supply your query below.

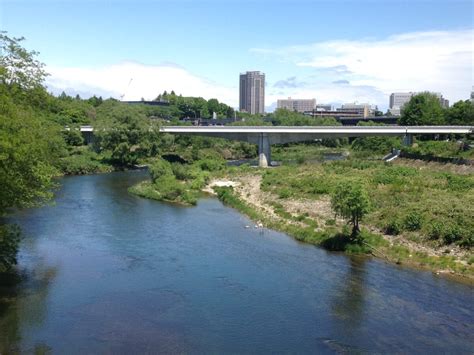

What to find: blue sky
left=2, top=0, right=473, bottom=111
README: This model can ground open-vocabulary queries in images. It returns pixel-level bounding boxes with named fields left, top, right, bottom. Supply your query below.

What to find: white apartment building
left=277, top=97, right=316, bottom=113
left=389, top=92, right=449, bottom=115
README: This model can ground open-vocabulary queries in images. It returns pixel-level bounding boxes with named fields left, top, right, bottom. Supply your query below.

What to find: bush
left=404, top=212, right=423, bottom=231
left=171, top=163, right=192, bottom=181
left=197, top=158, right=225, bottom=172
left=149, top=159, right=173, bottom=183
left=385, top=219, right=402, bottom=235
left=428, top=222, right=444, bottom=240
left=441, top=224, right=467, bottom=245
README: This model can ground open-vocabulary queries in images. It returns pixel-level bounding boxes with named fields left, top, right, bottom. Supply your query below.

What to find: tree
left=331, top=182, right=370, bottom=237
left=0, top=32, right=48, bottom=90
left=398, top=92, right=445, bottom=125
left=445, top=100, right=474, bottom=125
left=207, top=98, right=220, bottom=116
left=63, top=127, right=84, bottom=146
left=94, top=101, right=161, bottom=166
left=0, top=99, right=63, bottom=215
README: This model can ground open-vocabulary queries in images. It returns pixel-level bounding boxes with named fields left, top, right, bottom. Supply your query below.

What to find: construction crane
left=119, top=78, right=133, bottom=101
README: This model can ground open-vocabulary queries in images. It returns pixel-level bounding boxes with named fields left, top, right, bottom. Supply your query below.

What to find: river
left=1, top=171, right=473, bottom=353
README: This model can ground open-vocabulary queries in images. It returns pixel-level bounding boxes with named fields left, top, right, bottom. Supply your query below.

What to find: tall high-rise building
left=277, top=97, right=316, bottom=113
left=471, top=86, right=474, bottom=104
left=239, top=71, right=265, bottom=114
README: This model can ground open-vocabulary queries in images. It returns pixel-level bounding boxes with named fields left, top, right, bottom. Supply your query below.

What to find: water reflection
left=0, top=248, right=57, bottom=352
left=331, top=256, right=367, bottom=327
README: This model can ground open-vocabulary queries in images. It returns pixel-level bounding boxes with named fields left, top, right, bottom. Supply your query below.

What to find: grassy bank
left=214, top=182, right=474, bottom=280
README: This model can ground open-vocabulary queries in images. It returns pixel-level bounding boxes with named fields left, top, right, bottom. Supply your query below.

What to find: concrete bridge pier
left=403, top=133, right=413, bottom=146
left=258, top=133, right=271, bottom=167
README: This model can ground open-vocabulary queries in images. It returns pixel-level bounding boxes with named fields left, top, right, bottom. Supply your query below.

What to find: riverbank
left=207, top=160, right=474, bottom=282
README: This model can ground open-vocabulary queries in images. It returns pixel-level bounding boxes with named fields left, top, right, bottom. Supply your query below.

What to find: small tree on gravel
left=331, top=182, right=371, bottom=237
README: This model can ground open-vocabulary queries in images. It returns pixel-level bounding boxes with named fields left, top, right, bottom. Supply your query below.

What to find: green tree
left=63, top=127, right=84, bottom=146
left=207, top=98, right=220, bottom=116
left=352, top=121, right=401, bottom=154
left=399, top=92, right=445, bottom=125
left=331, top=182, right=371, bottom=237
left=0, top=32, right=48, bottom=90
left=445, top=100, right=474, bottom=125
left=94, top=101, right=161, bottom=166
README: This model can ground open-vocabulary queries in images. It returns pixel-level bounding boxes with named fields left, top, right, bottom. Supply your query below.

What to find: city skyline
left=2, top=0, right=473, bottom=111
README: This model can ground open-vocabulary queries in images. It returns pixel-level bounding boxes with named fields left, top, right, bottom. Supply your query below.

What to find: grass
left=259, top=159, right=474, bottom=249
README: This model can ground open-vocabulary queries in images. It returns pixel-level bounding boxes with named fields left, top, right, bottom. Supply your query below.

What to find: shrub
left=149, top=159, right=173, bottom=183
left=442, top=224, right=463, bottom=245
left=404, top=212, right=423, bottom=231
left=428, top=222, right=444, bottom=240
left=385, top=219, right=402, bottom=235
left=171, top=163, right=191, bottom=181
left=197, top=158, right=225, bottom=172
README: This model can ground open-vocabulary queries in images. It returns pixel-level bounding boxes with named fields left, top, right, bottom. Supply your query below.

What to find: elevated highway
left=160, top=126, right=473, bottom=167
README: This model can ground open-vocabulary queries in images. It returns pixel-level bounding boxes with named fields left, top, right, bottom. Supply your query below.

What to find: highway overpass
left=79, top=125, right=473, bottom=167
left=160, top=126, right=473, bottom=167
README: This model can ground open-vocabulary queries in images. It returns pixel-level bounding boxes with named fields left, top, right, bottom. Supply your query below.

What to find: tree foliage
left=445, top=100, right=474, bottom=125
left=352, top=121, right=401, bottom=154
left=399, top=92, right=444, bottom=125
left=331, top=182, right=370, bottom=236
left=94, top=101, right=161, bottom=166
left=0, top=32, right=48, bottom=91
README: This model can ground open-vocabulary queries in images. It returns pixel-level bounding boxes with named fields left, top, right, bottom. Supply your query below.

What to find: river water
left=1, top=171, right=473, bottom=353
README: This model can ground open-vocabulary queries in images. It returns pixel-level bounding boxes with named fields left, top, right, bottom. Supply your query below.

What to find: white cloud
left=254, top=29, right=473, bottom=109
left=46, top=61, right=237, bottom=107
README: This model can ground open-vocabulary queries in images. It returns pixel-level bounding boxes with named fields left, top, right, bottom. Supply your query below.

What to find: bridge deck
left=160, top=125, right=473, bottom=134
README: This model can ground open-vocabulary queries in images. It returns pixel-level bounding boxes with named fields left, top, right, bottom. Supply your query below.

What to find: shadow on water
left=0, top=226, right=57, bottom=354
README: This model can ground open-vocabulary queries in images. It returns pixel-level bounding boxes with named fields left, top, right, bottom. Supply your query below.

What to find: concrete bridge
left=160, top=126, right=473, bottom=167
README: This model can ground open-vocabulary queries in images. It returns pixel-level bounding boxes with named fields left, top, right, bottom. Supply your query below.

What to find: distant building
left=471, top=86, right=474, bottom=104
left=389, top=91, right=449, bottom=115
left=433, top=92, right=449, bottom=108
left=277, top=97, right=316, bottom=113
left=304, top=110, right=364, bottom=119
left=239, top=71, right=265, bottom=114
left=389, top=92, right=415, bottom=115
left=316, top=104, right=332, bottom=111
left=337, top=103, right=371, bottom=118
